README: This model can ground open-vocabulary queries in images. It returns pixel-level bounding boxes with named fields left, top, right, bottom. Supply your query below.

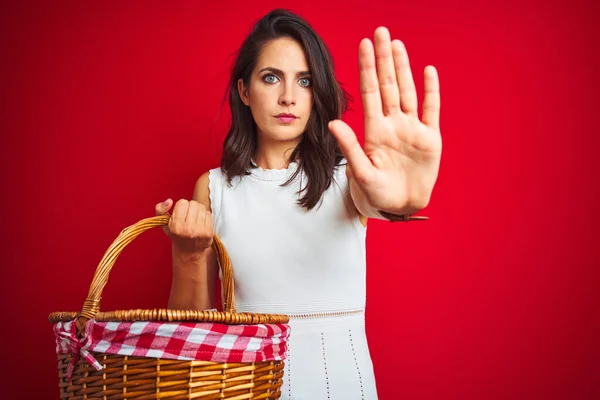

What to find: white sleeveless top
left=209, top=160, right=378, bottom=400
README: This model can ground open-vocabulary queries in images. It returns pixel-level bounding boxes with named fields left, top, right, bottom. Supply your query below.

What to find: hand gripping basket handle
left=76, top=215, right=235, bottom=327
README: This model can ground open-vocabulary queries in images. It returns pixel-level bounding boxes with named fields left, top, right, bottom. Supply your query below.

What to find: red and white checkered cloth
left=54, top=319, right=290, bottom=379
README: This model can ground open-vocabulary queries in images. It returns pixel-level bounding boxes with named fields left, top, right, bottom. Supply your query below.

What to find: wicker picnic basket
left=48, top=214, right=290, bottom=399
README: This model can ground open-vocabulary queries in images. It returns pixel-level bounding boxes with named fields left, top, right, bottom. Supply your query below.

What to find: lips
left=275, top=113, right=297, bottom=124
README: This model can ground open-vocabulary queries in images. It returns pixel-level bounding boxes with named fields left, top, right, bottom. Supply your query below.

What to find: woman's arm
left=157, top=172, right=220, bottom=310
left=168, top=244, right=218, bottom=310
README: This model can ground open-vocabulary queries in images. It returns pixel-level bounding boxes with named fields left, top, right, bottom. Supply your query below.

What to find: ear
left=237, top=78, right=250, bottom=106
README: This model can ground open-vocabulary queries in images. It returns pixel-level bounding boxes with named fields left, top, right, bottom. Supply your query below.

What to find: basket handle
left=75, top=215, right=235, bottom=329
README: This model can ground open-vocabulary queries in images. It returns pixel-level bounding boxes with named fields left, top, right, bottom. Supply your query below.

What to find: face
left=238, top=37, right=313, bottom=147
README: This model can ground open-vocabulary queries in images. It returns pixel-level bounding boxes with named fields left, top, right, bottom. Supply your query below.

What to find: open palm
left=329, top=27, right=442, bottom=215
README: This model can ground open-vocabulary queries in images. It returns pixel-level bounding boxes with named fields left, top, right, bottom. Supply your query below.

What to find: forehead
left=255, top=37, right=309, bottom=72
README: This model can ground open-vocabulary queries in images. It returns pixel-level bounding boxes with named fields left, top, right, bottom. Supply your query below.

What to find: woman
left=155, top=8, right=441, bottom=399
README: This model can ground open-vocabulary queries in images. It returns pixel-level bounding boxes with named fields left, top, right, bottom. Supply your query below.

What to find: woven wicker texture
left=49, top=215, right=289, bottom=399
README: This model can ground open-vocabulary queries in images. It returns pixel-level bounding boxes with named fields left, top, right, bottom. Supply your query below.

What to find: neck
left=254, top=136, right=302, bottom=170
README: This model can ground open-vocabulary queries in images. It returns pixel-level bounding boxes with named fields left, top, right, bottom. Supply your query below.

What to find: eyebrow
left=258, top=67, right=311, bottom=76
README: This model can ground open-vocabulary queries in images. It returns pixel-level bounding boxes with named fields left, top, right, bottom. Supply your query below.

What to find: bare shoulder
left=193, top=171, right=212, bottom=212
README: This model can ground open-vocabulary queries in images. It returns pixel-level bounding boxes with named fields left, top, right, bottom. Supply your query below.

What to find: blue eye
left=263, top=74, right=279, bottom=83
left=298, top=77, right=312, bottom=87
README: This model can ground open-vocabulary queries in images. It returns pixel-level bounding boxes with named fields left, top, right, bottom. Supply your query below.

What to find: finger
left=204, top=210, right=213, bottom=233
left=155, top=199, right=173, bottom=216
left=329, top=120, right=373, bottom=182
left=156, top=199, right=173, bottom=235
left=170, top=199, right=189, bottom=230
left=358, top=38, right=383, bottom=118
left=392, top=40, right=418, bottom=117
left=422, top=65, right=441, bottom=131
left=186, top=200, right=199, bottom=224
left=374, top=27, right=400, bottom=115
left=195, top=202, right=207, bottom=226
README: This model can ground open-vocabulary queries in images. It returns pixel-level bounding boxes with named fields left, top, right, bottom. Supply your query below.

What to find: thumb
left=329, top=120, right=372, bottom=179
left=155, top=198, right=173, bottom=216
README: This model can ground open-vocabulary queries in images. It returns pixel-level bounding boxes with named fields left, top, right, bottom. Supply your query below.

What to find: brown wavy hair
left=220, top=8, right=351, bottom=210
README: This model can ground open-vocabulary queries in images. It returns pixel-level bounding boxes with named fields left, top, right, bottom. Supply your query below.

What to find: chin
left=262, top=126, right=305, bottom=143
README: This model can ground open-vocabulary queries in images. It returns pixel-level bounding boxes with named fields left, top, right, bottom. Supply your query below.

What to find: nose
left=278, top=81, right=296, bottom=107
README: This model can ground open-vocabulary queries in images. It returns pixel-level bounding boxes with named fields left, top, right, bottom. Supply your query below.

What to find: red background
left=2, top=0, right=599, bottom=398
